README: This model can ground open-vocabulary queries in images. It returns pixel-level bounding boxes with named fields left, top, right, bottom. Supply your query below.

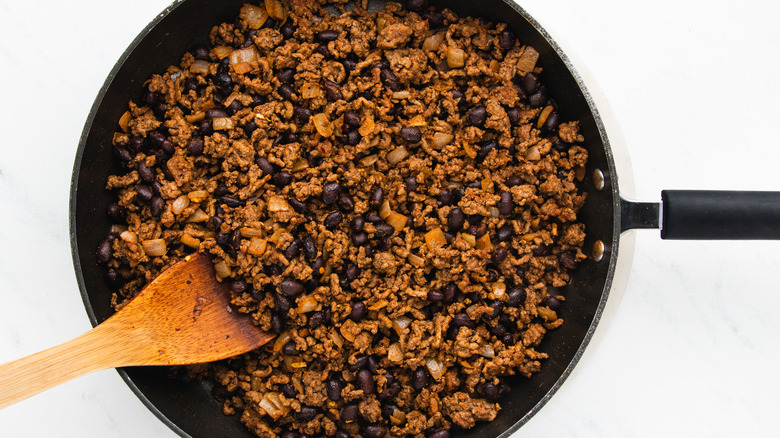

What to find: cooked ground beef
left=100, top=0, right=589, bottom=436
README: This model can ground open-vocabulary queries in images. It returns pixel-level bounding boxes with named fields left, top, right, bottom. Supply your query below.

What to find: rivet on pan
left=592, top=240, right=605, bottom=262
left=592, top=169, right=605, bottom=191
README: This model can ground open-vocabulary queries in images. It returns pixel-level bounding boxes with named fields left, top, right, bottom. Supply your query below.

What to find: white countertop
left=1, top=0, right=779, bottom=436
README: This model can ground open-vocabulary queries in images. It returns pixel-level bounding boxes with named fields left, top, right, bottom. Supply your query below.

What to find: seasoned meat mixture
left=99, top=0, right=589, bottom=436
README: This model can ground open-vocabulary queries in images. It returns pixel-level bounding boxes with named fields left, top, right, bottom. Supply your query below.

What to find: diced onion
left=312, top=113, right=333, bottom=137
left=537, top=105, right=554, bottom=129
left=120, top=230, right=138, bottom=244
left=118, top=111, right=131, bottom=133
left=329, top=329, right=344, bottom=348
left=268, top=196, right=291, bottom=212
left=525, top=145, right=541, bottom=161
left=213, top=117, right=233, bottom=130
left=538, top=306, right=558, bottom=322
left=480, top=344, right=495, bottom=358
left=378, top=200, right=392, bottom=219
left=274, top=331, right=292, bottom=352
left=230, top=46, right=259, bottom=67
left=258, top=392, right=289, bottom=419
left=432, top=132, right=454, bottom=148
left=392, top=316, right=411, bottom=336
left=265, top=0, right=286, bottom=20
left=172, top=195, right=190, bottom=214
left=247, top=237, right=267, bottom=256
left=212, top=45, right=233, bottom=60
left=475, top=233, right=493, bottom=251
left=358, top=114, right=375, bottom=137
left=340, top=319, right=358, bottom=342
left=407, top=115, right=427, bottom=127
left=425, top=228, right=447, bottom=250
left=423, top=33, right=445, bottom=51
left=446, top=46, right=466, bottom=68
left=407, top=253, right=425, bottom=267
left=516, top=46, right=539, bottom=75
left=391, top=90, right=411, bottom=100
left=239, top=4, right=269, bottom=29
left=186, top=208, right=209, bottom=223
left=189, top=60, right=210, bottom=75
left=214, top=259, right=231, bottom=278
left=240, top=227, right=264, bottom=238
left=359, top=154, right=378, bottom=167
left=297, top=295, right=318, bottom=313
left=425, top=357, right=446, bottom=380
left=386, top=211, right=408, bottom=232
left=180, top=234, right=201, bottom=249
left=187, top=190, right=209, bottom=203
left=387, top=145, right=408, bottom=165
left=460, top=233, right=476, bottom=247
left=388, top=342, right=403, bottom=362
left=492, top=282, right=506, bottom=297
left=142, top=239, right=167, bottom=257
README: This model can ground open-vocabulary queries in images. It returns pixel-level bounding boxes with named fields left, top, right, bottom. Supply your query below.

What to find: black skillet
left=69, top=0, right=780, bottom=436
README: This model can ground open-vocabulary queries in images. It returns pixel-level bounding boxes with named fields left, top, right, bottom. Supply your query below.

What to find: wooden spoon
left=0, top=252, right=273, bottom=409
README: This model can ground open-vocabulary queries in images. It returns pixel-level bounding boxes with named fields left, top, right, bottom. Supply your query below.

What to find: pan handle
left=622, top=191, right=780, bottom=239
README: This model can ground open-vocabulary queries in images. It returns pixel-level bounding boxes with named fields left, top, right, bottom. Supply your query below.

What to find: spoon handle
left=0, top=323, right=130, bottom=409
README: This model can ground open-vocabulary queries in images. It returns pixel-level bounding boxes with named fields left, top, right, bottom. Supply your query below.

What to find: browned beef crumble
left=100, top=0, right=589, bottom=437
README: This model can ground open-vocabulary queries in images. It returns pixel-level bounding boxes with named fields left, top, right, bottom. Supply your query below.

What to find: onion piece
left=312, top=113, right=333, bottom=137
left=239, top=4, right=268, bottom=29
left=387, top=145, right=408, bottom=165
left=423, top=33, right=445, bottom=51
left=446, top=46, right=466, bottom=68
left=212, top=45, right=232, bottom=60
left=480, top=344, right=495, bottom=358
left=187, top=190, right=209, bottom=203
left=172, top=195, right=190, bottom=215
left=142, top=239, right=167, bottom=257
left=297, top=295, right=319, bottom=313
left=274, top=331, right=292, bottom=352
left=186, top=208, right=209, bottom=223
left=388, top=342, right=403, bottom=362
left=525, top=145, right=541, bottom=161
left=425, top=228, right=447, bottom=250
left=213, top=117, right=233, bottom=130
left=378, top=200, right=392, bottom=219
left=240, top=227, right=264, bottom=238
left=385, top=211, right=408, bottom=232
left=230, top=46, right=259, bottom=68
left=214, top=259, right=231, bottom=278
left=268, top=196, right=291, bottom=212
left=475, top=233, right=493, bottom=251
left=358, top=113, right=375, bottom=137
left=425, top=357, right=446, bottom=380
left=120, top=230, right=138, bottom=244
left=189, top=60, right=210, bottom=75
left=180, top=234, right=201, bottom=249
left=265, top=0, right=286, bottom=20
left=247, top=237, right=267, bottom=256
left=516, top=46, right=539, bottom=75
left=432, top=132, right=454, bottom=148
left=492, top=282, right=507, bottom=297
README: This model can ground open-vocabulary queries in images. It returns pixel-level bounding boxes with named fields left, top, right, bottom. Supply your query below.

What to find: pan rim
left=68, top=0, right=622, bottom=436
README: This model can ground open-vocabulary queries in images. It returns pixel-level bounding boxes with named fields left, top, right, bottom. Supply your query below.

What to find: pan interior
left=70, top=0, right=619, bottom=436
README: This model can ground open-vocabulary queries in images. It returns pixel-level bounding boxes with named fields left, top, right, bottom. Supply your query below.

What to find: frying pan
left=65, top=0, right=780, bottom=436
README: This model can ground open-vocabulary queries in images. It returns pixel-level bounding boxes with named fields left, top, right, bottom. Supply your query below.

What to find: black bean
left=334, top=431, right=350, bottom=438
left=543, top=295, right=562, bottom=310
left=280, top=432, right=297, bottom=438
left=400, top=126, right=422, bottom=144
left=282, top=340, right=300, bottom=356
left=380, top=68, right=400, bottom=91
left=483, top=382, right=501, bottom=402
left=324, top=80, right=343, bottom=101
left=305, top=311, right=323, bottom=330
left=343, top=110, right=360, bottom=127
left=438, top=189, right=453, bottom=206
left=497, top=223, right=514, bottom=242
left=520, top=72, right=540, bottom=95
left=343, top=59, right=357, bottom=73
left=468, top=223, right=487, bottom=238
left=533, top=244, right=549, bottom=256
left=368, top=357, right=381, bottom=374
left=349, top=355, right=368, bottom=371
left=274, top=293, right=291, bottom=313
left=443, top=283, right=457, bottom=302
left=349, top=301, right=367, bottom=321
left=279, top=279, right=305, bottom=297
left=427, top=289, right=444, bottom=302
left=345, top=263, right=359, bottom=281
left=277, top=18, right=295, bottom=37
left=487, top=300, right=504, bottom=320
left=278, top=84, right=295, bottom=100
left=492, top=246, right=508, bottom=264
left=126, top=136, right=144, bottom=153
left=183, top=77, right=198, bottom=93
left=378, top=380, right=401, bottom=401
left=273, top=171, right=293, bottom=187
left=338, top=193, right=355, bottom=211
left=196, top=119, right=213, bottom=135
left=271, top=313, right=285, bottom=334
left=135, top=185, right=154, bottom=203
left=302, top=235, right=318, bottom=261
left=294, top=405, right=318, bottom=421
left=429, top=430, right=451, bottom=438
left=405, top=0, right=427, bottom=11
left=192, top=45, right=209, bottom=61
left=325, top=211, right=343, bottom=229
left=552, top=140, right=570, bottom=152
left=97, top=239, right=112, bottom=264
left=499, top=191, right=514, bottom=215
left=447, top=208, right=465, bottom=232
left=351, top=232, right=368, bottom=246
left=468, top=106, right=487, bottom=127
left=219, top=196, right=244, bottom=208
left=317, top=29, right=339, bottom=42
left=293, top=106, right=312, bottom=123
left=507, top=107, right=520, bottom=125
left=363, top=426, right=385, bottom=438
left=411, top=368, right=429, bottom=390
left=326, top=379, right=342, bottom=401
left=137, top=162, right=154, bottom=183
left=107, top=203, right=123, bottom=221
left=188, top=137, right=205, bottom=155
left=560, top=252, right=577, bottom=269
left=366, top=213, right=383, bottom=224
left=507, top=287, right=526, bottom=307
left=288, top=198, right=310, bottom=215
left=477, top=140, right=497, bottom=162
left=342, top=130, right=361, bottom=146
left=214, top=73, right=232, bottom=89
left=498, top=30, right=515, bottom=50
left=350, top=215, right=365, bottom=233
left=226, top=99, right=243, bottom=115
left=528, top=87, right=547, bottom=108
left=405, top=176, right=419, bottom=192
left=374, top=223, right=394, bottom=238
left=542, top=111, right=561, bottom=133
left=150, top=196, right=164, bottom=217
left=230, top=280, right=248, bottom=295
left=277, top=68, right=295, bottom=83
left=322, top=182, right=341, bottom=204
left=340, top=404, right=359, bottom=423
left=217, top=57, right=230, bottom=74
left=451, top=313, right=476, bottom=329
left=369, top=186, right=384, bottom=206
left=356, top=369, right=375, bottom=394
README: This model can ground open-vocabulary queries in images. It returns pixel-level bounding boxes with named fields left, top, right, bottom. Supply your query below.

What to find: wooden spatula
left=0, top=252, right=274, bottom=409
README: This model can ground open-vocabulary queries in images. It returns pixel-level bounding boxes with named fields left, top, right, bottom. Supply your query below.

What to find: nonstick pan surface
left=1, top=0, right=780, bottom=437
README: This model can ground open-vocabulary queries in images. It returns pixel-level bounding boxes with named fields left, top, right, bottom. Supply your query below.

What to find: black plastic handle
left=661, top=190, right=780, bottom=240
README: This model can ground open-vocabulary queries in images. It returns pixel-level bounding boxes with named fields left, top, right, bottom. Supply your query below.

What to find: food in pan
left=98, top=0, right=589, bottom=436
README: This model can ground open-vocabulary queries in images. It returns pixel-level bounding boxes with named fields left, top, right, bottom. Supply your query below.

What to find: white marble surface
left=1, top=0, right=780, bottom=436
